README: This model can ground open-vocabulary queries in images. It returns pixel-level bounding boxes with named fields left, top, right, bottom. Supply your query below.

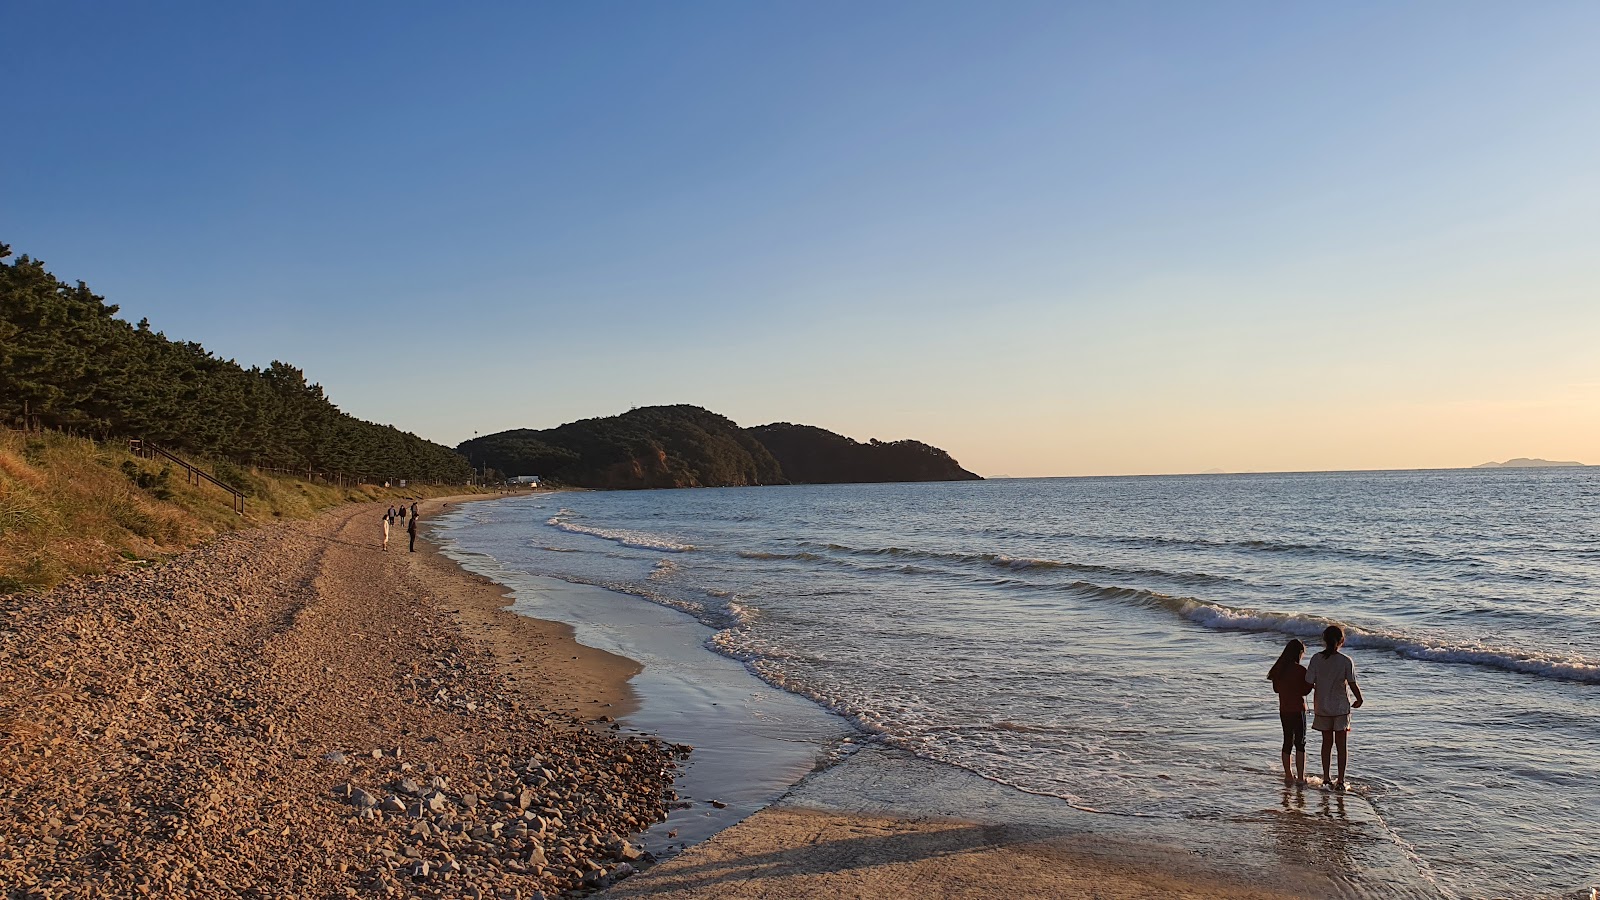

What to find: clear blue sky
left=6, top=2, right=1599, bottom=475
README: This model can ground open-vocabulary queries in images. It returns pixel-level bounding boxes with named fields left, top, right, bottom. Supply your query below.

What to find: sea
left=433, top=469, right=1599, bottom=899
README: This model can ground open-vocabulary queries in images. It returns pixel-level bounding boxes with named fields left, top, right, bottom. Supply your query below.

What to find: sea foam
left=1084, top=585, right=1600, bottom=684
left=544, top=511, right=696, bottom=552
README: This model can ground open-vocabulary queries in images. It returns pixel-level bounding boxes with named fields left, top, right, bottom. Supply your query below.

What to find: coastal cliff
left=458, top=406, right=981, bottom=489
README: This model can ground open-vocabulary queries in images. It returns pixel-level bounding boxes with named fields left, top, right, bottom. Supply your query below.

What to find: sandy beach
left=0, top=496, right=676, bottom=898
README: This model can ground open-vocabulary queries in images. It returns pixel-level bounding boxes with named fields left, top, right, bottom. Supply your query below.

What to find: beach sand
left=419, top=497, right=640, bottom=720
left=0, top=495, right=674, bottom=897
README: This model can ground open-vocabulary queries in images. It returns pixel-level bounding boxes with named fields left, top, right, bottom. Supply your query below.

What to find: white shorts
left=1313, top=713, right=1350, bottom=732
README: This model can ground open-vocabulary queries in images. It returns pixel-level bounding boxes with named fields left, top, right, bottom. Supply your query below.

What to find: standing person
left=1306, top=625, right=1364, bottom=791
left=381, top=509, right=391, bottom=551
left=1268, top=639, right=1314, bottom=784
left=409, top=501, right=418, bottom=518
left=407, top=507, right=419, bottom=553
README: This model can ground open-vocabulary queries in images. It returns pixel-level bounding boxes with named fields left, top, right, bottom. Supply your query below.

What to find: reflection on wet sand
left=1260, top=784, right=1411, bottom=896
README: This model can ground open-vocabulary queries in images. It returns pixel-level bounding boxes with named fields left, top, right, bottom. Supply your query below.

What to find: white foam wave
left=1135, top=590, right=1600, bottom=684
left=545, top=513, right=695, bottom=553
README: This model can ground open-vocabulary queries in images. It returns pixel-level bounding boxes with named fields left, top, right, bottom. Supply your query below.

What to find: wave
left=545, top=512, right=695, bottom=553
left=977, top=525, right=1453, bottom=567
left=793, top=541, right=1235, bottom=587
left=1055, top=582, right=1600, bottom=684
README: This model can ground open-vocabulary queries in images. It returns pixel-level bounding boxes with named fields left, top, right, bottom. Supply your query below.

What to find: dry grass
left=0, top=428, right=480, bottom=595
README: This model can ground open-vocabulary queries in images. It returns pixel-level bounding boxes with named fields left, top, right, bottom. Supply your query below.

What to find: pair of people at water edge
left=1269, top=625, right=1364, bottom=790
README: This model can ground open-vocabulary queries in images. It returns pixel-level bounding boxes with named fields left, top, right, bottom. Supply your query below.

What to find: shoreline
left=417, top=496, right=642, bottom=721
left=437, top=495, right=1441, bottom=900
left=425, top=503, right=853, bottom=854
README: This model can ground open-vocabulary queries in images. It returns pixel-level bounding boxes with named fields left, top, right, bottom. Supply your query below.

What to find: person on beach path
left=1268, top=639, right=1314, bottom=783
left=407, top=508, right=419, bottom=552
left=409, top=501, right=418, bottom=518
left=381, top=510, right=391, bottom=551
left=1306, top=625, right=1364, bottom=791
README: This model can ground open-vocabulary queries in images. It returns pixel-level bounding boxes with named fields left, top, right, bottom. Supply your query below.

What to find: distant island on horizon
left=459, top=405, right=981, bottom=489
left=1473, top=458, right=1588, bottom=469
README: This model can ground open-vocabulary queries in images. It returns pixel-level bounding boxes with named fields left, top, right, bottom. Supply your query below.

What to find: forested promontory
left=0, top=244, right=470, bottom=482
left=745, top=422, right=980, bottom=484
left=457, top=406, right=783, bottom=490
left=458, top=406, right=980, bottom=489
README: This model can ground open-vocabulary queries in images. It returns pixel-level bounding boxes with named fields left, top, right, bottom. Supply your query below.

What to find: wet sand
left=610, top=745, right=1438, bottom=899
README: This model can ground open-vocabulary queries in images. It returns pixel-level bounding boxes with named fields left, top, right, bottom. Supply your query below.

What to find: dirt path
left=0, top=499, right=676, bottom=899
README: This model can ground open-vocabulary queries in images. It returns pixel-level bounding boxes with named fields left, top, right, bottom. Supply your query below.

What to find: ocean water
left=436, top=470, right=1599, bottom=898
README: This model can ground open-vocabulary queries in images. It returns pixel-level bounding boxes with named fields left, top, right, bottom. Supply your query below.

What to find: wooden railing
left=129, top=440, right=246, bottom=514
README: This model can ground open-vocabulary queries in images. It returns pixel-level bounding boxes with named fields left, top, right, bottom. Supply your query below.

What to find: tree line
left=0, top=243, right=471, bottom=482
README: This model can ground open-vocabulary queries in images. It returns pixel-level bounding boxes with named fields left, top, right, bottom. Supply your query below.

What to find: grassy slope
left=0, top=428, right=480, bottom=594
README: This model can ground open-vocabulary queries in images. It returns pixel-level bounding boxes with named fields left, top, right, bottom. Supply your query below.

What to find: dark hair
left=1268, top=638, right=1306, bottom=680
left=1321, top=625, right=1345, bottom=657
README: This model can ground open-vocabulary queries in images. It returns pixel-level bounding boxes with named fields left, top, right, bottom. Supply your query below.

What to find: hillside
left=0, top=427, right=475, bottom=594
left=1, top=243, right=470, bottom=483
left=459, top=406, right=784, bottom=490
left=459, top=406, right=981, bottom=489
left=747, top=422, right=980, bottom=483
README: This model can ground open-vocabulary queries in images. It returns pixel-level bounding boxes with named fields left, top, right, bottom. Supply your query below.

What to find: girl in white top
left=1306, top=624, right=1364, bottom=791
left=381, top=511, right=391, bottom=551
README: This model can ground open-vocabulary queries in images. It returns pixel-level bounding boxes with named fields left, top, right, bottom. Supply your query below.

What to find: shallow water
left=436, top=470, right=1600, bottom=898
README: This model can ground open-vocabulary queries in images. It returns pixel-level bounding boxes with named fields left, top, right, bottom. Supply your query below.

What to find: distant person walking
left=1268, top=639, right=1314, bottom=784
left=409, top=501, right=418, bottom=518
left=381, top=509, right=391, bottom=551
left=407, top=508, right=419, bottom=553
left=1306, top=625, right=1364, bottom=791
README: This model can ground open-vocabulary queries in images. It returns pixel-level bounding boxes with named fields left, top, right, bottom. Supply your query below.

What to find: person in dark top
left=407, top=508, right=419, bottom=552
left=1268, top=638, right=1314, bottom=784
left=409, top=501, right=418, bottom=518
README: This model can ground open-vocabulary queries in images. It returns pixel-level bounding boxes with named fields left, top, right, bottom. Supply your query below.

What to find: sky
left=4, top=1, right=1599, bottom=477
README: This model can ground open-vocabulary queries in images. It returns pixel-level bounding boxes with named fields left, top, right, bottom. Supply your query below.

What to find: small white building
left=509, top=475, right=541, bottom=487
